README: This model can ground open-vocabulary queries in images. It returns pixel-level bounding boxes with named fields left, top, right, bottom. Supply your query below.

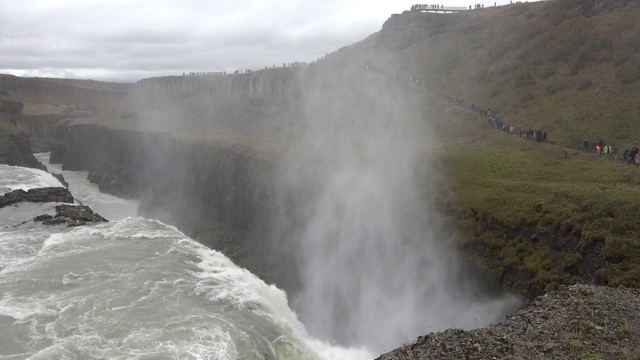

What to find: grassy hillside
left=329, top=0, right=640, bottom=149
left=322, top=0, right=640, bottom=296
left=1, top=0, right=638, bottom=298
left=438, top=110, right=640, bottom=295
left=0, top=74, right=131, bottom=116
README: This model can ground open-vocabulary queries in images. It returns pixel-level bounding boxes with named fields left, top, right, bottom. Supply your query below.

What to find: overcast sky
left=0, top=0, right=537, bottom=83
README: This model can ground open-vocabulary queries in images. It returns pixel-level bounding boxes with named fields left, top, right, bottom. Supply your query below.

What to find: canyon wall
left=48, top=122, right=295, bottom=290
left=137, top=68, right=303, bottom=100
left=0, top=100, right=46, bottom=169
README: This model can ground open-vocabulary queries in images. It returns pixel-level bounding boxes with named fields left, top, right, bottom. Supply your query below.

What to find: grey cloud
left=0, top=0, right=420, bottom=82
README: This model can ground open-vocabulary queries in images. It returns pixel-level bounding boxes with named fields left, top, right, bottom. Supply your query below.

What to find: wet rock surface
left=376, top=284, right=640, bottom=360
left=1, top=187, right=107, bottom=226
left=0, top=187, right=74, bottom=207
left=34, top=204, right=107, bottom=227
left=0, top=99, right=48, bottom=170
left=2, top=132, right=47, bottom=170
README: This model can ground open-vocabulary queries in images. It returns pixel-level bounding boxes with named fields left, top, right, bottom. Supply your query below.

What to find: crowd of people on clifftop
left=183, top=70, right=252, bottom=76
left=405, top=68, right=640, bottom=169
left=183, top=60, right=311, bottom=77
left=181, top=56, right=638, bottom=169
left=478, top=106, right=548, bottom=143
left=411, top=2, right=514, bottom=11
left=453, top=93, right=640, bottom=166
left=582, top=140, right=640, bottom=165
left=455, top=98, right=550, bottom=143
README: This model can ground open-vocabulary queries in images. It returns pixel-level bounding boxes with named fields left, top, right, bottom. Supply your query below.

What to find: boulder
left=34, top=204, right=108, bottom=227
left=0, top=187, right=74, bottom=208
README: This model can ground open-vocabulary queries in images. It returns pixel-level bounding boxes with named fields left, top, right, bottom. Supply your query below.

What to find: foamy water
left=0, top=162, right=373, bottom=360
left=34, top=153, right=139, bottom=221
left=0, top=164, right=63, bottom=195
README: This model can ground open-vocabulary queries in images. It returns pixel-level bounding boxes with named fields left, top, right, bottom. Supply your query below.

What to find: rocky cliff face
left=51, top=123, right=264, bottom=225
left=0, top=100, right=24, bottom=120
left=0, top=100, right=46, bottom=170
left=51, top=124, right=145, bottom=194
left=0, top=73, right=130, bottom=169
left=137, top=68, right=302, bottom=100
left=49, top=123, right=294, bottom=290
left=2, top=131, right=47, bottom=170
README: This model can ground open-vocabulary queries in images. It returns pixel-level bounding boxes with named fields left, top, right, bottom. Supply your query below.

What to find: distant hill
left=0, top=74, right=132, bottom=163
left=325, top=0, right=640, bottom=149
left=0, top=74, right=132, bottom=116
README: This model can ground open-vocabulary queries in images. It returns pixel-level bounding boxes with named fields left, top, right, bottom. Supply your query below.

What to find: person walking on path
left=624, top=149, right=630, bottom=164
left=629, top=148, right=639, bottom=165
left=584, top=139, right=589, bottom=152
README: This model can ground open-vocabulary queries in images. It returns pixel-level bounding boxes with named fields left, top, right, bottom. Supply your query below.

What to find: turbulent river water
left=0, top=154, right=372, bottom=360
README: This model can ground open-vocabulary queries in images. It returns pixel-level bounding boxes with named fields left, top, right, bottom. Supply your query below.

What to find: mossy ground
left=429, top=105, right=640, bottom=297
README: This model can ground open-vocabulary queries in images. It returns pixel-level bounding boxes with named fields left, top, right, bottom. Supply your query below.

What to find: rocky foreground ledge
left=1, top=187, right=107, bottom=226
left=376, top=284, right=639, bottom=360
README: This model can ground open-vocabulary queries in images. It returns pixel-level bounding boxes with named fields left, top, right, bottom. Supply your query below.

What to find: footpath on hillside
left=378, top=65, right=640, bottom=167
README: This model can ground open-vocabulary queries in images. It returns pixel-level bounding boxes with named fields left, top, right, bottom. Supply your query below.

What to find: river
left=0, top=154, right=372, bottom=359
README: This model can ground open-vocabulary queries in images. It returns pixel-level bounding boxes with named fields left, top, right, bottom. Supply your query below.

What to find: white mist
left=273, top=68, right=519, bottom=353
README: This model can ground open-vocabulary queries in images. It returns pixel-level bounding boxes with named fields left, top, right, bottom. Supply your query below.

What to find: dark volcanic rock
left=3, top=132, right=47, bottom=170
left=34, top=214, right=67, bottom=226
left=0, top=187, right=74, bottom=208
left=0, top=100, right=24, bottom=123
left=2, top=186, right=107, bottom=226
left=375, top=284, right=640, bottom=360
left=18, top=114, right=88, bottom=152
left=34, top=204, right=108, bottom=227
left=49, top=142, right=68, bottom=164
left=0, top=99, right=47, bottom=170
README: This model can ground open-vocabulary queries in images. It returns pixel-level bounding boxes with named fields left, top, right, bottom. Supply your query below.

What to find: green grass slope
left=330, top=0, right=640, bottom=148
left=322, top=0, right=640, bottom=297
left=0, top=74, right=131, bottom=116
left=442, top=116, right=640, bottom=295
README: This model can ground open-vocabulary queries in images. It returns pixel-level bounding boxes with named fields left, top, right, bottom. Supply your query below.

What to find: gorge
left=2, top=0, right=640, bottom=358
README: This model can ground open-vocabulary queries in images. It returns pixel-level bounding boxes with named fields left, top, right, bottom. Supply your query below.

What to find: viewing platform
left=411, top=4, right=469, bottom=12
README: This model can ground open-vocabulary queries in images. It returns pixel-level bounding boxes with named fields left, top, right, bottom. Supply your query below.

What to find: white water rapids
left=0, top=155, right=372, bottom=360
